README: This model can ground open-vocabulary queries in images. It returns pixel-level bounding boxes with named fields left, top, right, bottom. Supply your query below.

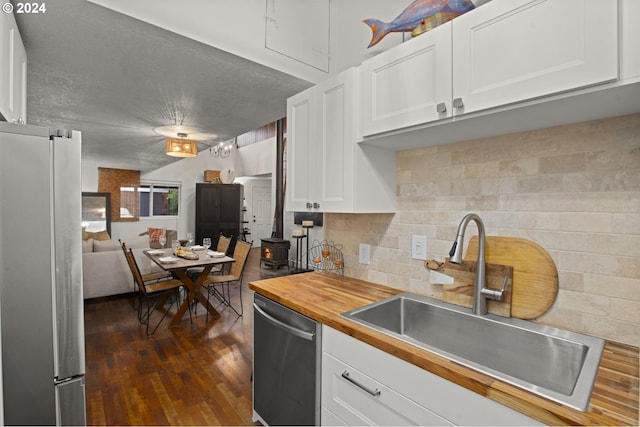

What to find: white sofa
left=81, top=232, right=176, bottom=299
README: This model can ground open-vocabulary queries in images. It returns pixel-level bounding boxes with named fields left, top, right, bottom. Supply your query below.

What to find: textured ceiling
left=14, top=0, right=311, bottom=172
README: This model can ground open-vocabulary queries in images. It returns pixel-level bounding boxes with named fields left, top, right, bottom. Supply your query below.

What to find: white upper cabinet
left=286, top=67, right=396, bottom=213
left=0, top=12, right=27, bottom=123
left=359, top=0, right=620, bottom=139
left=360, top=22, right=452, bottom=137
left=452, top=0, right=618, bottom=115
left=621, top=0, right=640, bottom=80
left=286, top=85, right=317, bottom=212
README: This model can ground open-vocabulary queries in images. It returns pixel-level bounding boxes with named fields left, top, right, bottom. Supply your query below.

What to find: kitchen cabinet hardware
left=341, top=370, right=381, bottom=397
left=452, top=98, right=464, bottom=109
left=436, top=102, right=447, bottom=113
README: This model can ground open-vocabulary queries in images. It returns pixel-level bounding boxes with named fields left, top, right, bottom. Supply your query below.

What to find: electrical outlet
left=359, top=243, right=371, bottom=264
left=412, top=235, right=427, bottom=260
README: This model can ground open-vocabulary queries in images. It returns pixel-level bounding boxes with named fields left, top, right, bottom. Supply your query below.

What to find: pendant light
left=166, top=132, right=198, bottom=157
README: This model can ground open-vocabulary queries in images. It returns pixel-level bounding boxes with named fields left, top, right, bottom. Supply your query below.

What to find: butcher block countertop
left=249, top=272, right=639, bottom=426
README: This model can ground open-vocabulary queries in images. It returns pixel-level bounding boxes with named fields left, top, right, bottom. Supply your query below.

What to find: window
left=138, top=182, right=181, bottom=218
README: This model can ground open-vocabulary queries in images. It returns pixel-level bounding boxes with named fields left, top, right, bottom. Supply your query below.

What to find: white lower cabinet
left=321, top=326, right=543, bottom=426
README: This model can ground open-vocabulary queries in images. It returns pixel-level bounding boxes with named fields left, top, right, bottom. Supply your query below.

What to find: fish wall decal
left=363, top=0, right=476, bottom=48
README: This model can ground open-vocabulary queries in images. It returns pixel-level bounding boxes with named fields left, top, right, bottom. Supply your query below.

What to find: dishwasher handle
left=253, top=302, right=316, bottom=341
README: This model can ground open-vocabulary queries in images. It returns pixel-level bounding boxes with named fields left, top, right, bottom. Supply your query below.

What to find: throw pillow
left=84, top=230, right=111, bottom=241
left=148, top=227, right=165, bottom=243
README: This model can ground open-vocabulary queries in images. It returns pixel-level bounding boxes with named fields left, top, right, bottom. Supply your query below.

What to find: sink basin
left=341, top=293, right=604, bottom=411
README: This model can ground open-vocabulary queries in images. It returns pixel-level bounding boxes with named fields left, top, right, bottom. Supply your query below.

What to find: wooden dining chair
left=204, top=240, right=252, bottom=316
left=124, top=247, right=183, bottom=335
left=120, top=240, right=172, bottom=310
left=211, top=234, right=233, bottom=275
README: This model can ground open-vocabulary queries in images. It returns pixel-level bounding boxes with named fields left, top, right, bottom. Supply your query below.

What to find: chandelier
left=209, top=140, right=234, bottom=158
left=166, top=133, right=198, bottom=157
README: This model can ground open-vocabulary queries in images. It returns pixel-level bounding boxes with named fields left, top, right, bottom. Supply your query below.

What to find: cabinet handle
left=436, top=102, right=447, bottom=113
left=313, top=202, right=320, bottom=209
left=453, top=98, right=464, bottom=109
left=341, top=370, right=381, bottom=397
left=306, top=202, right=313, bottom=209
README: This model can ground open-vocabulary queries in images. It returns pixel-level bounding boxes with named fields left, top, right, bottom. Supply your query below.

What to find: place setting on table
left=144, top=237, right=235, bottom=327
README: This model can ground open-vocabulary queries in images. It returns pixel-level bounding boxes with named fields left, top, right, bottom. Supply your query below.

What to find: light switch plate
left=412, top=235, right=427, bottom=260
left=359, top=243, right=371, bottom=264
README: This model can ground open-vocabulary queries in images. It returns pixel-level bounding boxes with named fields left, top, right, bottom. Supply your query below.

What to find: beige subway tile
left=587, top=149, right=640, bottom=172
left=613, top=256, right=640, bottom=279
left=563, top=170, right=640, bottom=192
left=499, top=158, right=539, bottom=177
left=555, top=289, right=609, bottom=316
left=497, top=194, right=541, bottom=211
left=558, top=271, right=584, bottom=292
left=497, top=177, right=518, bottom=194
left=612, top=213, right=640, bottom=235
left=517, top=175, right=563, bottom=193
left=586, top=234, right=640, bottom=257
left=583, top=315, right=639, bottom=347
left=464, top=161, right=500, bottom=178
left=516, top=212, right=561, bottom=230
left=539, top=153, right=587, bottom=174
left=584, top=274, right=640, bottom=300
left=610, top=299, right=640, bottom=323
left=466, top=195, right=498, bottom=211
left=558, top=212, right=611, bottom=233
left=540, top=192, right=640, bottom=213
left=537, top=306, right=584, bottom=333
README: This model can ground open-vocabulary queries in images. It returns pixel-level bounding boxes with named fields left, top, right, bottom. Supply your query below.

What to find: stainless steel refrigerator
left=0, top=122, right=86, bottom=425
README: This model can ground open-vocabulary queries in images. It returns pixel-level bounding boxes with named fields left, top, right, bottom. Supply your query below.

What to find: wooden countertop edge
left=249, top=273, right=639, bottom=426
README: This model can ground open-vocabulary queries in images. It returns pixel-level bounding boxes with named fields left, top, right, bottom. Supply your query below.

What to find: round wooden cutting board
left=464, top=236, right=558, bottom=319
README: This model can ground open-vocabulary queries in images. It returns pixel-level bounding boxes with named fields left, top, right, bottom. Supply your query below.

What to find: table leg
left=169, top=265, right=220, bottom=327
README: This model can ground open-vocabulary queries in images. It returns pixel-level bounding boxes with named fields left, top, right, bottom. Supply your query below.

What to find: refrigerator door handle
left=51, top=132, right=86, bottom=380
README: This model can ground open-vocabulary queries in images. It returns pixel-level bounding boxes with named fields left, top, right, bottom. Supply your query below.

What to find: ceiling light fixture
left=166, top=132, right=198, bottom=157
left=209, top=140, right=234, bottom=159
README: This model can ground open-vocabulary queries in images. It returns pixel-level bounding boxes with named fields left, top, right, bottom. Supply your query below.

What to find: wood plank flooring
left=84, top=247, right=290, bottom=426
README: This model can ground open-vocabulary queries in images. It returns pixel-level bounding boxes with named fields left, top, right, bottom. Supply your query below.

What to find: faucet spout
left=449, top=213, right=490, bottom=315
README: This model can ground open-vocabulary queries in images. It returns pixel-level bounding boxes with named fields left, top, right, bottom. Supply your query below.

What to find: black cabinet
left=195, top=183, right=243, bottom=253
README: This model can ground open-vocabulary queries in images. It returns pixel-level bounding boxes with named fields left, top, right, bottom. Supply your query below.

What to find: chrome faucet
left=449, top=213, right=506, bottom=315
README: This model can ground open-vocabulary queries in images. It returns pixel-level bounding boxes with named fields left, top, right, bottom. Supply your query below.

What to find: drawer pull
left=341, top=370, right=381, bottom=397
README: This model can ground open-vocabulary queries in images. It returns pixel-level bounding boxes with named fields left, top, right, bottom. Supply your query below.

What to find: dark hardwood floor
left=84, top=247, right=290, bottom=426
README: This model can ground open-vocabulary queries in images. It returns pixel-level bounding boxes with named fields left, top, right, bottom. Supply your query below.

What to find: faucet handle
left=481, top=275, right=509, bottom=301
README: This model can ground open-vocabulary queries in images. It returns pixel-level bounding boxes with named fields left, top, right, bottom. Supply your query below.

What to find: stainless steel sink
left=341, top=293, right=604, bottom=411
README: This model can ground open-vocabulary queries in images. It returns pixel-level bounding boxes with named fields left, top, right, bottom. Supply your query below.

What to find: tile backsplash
left=325, top=114, right=640, bottom=346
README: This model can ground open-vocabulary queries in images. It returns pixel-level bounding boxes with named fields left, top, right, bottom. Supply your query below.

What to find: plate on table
left=190, top=245, right=205, bottom=251
left=208, top=251, right=226, bottom=258
left=158, top=256, right=179, bottom=264
left=147, top=249, right=165, bottom=255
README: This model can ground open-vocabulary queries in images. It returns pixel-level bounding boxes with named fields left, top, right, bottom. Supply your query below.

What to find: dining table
left=144, top=248, right=234, bottom=327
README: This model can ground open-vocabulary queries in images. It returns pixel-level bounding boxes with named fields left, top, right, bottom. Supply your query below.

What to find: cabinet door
left=286, top=86, right=318, bottom=211
left=322, top=326, right=542, bottom=426
left=196, top=183, right=243, bottom=248
left=316, top=69, right=355, bottom=212
left=360, top=22, right=452, bottom=137
left=322, top=353, right=453, bottom=426
left=11, top=27, right=26, bottom=123
left=452, top=0, right=618, bottom=115
left=1, top=11, right=26, bottom=123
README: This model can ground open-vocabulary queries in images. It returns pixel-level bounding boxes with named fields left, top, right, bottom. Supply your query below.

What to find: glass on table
left=186, top=232, right=194, bottom=246
left=202, top=237, right=212, bottom=254
left=159, top=234, right=167, bottom=249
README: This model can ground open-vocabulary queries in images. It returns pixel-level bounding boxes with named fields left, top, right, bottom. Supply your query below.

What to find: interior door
left=252, top=185, right=272, bottom=247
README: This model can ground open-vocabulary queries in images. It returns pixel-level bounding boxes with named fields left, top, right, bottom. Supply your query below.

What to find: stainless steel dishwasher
left=253, top=293, right=321, bottom=426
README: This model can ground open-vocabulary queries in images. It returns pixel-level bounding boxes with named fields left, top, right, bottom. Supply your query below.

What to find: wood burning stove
left=260, top=238, right=291, bottom=270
